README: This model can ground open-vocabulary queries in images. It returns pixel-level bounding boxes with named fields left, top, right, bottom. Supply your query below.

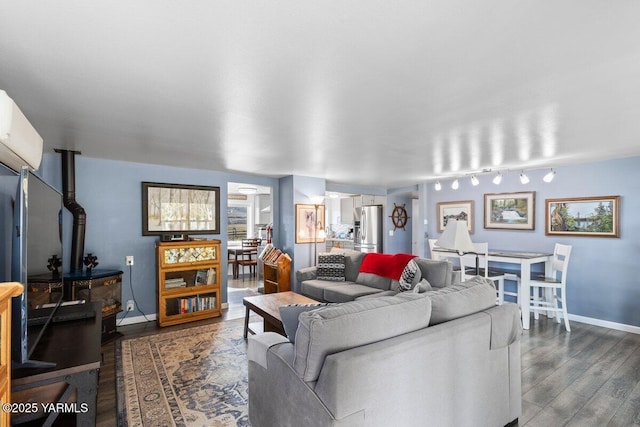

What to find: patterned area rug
left=116, top=320, right=250, bottom=426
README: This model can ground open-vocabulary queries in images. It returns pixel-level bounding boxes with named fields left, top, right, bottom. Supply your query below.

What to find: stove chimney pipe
left=55, top=149, right=85, bottom=273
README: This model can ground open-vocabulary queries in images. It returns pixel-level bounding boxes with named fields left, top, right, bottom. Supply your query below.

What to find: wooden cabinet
left=0, top=282, right=23, bottom=427
left=263, top=255, right=291, bottom=294
left=156, top=240, right=222, bottom=327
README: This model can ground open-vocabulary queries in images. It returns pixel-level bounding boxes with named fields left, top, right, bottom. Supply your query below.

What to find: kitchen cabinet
left=340, top=197, right=356, bottom=225
left=361, top=194, right=386, bottom=206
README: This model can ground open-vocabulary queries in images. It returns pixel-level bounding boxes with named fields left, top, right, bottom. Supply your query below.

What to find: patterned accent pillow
left=279, top=303, right=332, bottom=343
left=317, top=253, right=346, bottom=281
left=398, top=259, right=422, bottom=291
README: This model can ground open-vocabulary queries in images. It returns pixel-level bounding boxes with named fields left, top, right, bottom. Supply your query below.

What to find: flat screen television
left=6, top=166, right=65, bottom=367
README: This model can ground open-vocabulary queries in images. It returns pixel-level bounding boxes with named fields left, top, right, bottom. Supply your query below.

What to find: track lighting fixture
left=434, top=181, right=442, bottom=191
left=471, top=175, right=479, bottom=186
left=519, top=171, right=530, bottom=184
left=543, top=169, right=556, bottom=183
left=492, top=172, right=502, bottom=185
left=451, top=179, right=459, bottom=190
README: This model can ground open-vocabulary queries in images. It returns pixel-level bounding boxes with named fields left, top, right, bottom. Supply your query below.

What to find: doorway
left=226, top=183, right=272, bottom=318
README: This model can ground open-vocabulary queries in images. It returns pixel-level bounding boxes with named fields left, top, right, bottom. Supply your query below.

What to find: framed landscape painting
left=437, top=200, right=474, bottom=233
left=545, top=195, right=620, bottom=237
left=484, top=192, right=535, bottom=230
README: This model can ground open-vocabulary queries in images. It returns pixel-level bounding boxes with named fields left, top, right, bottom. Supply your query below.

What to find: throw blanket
left=359, top=253, right=417, bottom=280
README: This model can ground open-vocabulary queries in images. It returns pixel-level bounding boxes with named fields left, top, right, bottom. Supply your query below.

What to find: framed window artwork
left=484, top=192, right=535, bottom=230
left=436, top=200, right=474, bottom=233
left=545, top=195, right=620, bottom=237
left=142, top=182, right=220, bottom=235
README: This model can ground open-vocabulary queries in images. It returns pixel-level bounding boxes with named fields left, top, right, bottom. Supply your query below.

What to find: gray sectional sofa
left=296, top=248, right=459, bottom=302
left=248, top=277, right=522, bottom=427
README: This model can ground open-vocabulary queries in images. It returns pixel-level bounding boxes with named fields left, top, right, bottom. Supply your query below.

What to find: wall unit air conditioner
left=0, top=90, right=43, bottom=171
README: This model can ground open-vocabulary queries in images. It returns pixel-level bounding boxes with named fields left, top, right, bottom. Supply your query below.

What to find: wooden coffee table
left=243, top=291, right=318, bottom=339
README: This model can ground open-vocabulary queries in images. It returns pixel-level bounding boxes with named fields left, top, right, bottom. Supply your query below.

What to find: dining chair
left=238, top=238, right=261, bottom=280
left=428, top=239, right=440, bottom=260
left=228, top=249, right=239, bottom=279
left=459, top=242, right=507, bottom=304
left=519, top=243, right=572, bottom=331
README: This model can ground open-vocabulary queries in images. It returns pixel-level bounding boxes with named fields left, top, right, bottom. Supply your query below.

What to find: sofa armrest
left=248, top=332, right=289, bottom=369
left=296, top=266, right=318, bottom=282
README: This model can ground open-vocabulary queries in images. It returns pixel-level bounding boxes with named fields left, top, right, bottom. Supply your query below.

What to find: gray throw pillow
left=317, top=253, right=346, bottom=281
left=279, top=303, right=331, bottom=343
left=413, top=278, right=432, bottom=293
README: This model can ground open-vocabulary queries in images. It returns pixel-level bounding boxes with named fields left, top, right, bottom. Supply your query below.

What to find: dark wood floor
left=96, top=285, right=640, bottom=427
left=96, top=276, right=260, bottom=426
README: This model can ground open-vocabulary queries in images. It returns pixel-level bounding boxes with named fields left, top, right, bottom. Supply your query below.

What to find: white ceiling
left=2, top=1, right=640, bottom=188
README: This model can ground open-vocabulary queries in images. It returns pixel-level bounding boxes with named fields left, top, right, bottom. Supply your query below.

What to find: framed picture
left=484, top=191, right=535, bottom=230
left=437, top=201, right=474, bottom=233
left=142, top=182, right=220, bottom=235
left=295, top=204, right=326, bottom=243
left=545, top=195, right=620, bottom=237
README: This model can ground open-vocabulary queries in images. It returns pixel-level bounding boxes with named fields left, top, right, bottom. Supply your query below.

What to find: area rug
left=116, top=319, right=250, bottom=426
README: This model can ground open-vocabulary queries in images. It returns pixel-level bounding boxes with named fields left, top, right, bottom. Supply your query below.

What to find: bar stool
left=459, top=242, right=507, bottom=304
left=519, top=243, right=572, bottom=331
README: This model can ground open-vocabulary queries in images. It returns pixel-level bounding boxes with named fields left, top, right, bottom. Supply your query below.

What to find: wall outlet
left=126, top=255, right=134, bottom=266
left=126, top=300, right=135, bottom=312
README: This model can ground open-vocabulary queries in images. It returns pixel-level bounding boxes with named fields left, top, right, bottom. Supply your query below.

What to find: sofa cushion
left=356, top=272, right=391, bottom=290
left=330, top=248, right=365, bottom=282
left=293, top=293, right=432, bottom=382
left=414, top=258, right=453, bottom=288
left=316, top=253, right=346, bottom=281
left=427, top=276, right=497, bottom=325
left=323, top=284, right=384, bottom=303
left=301, top=280, right=353, bottom=301
left=279, top=303, right=332, bottom=343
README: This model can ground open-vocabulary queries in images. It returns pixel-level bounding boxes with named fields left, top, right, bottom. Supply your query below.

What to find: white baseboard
left=116, top=303, right=230, bottom=326
left=117, top=313, right=157, bottom=326
left=569, top=313, right=640, bottom=335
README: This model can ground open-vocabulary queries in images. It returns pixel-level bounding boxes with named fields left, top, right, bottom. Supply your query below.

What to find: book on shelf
left=165, top=278, right=187, bottom=289
left=259, top=243, right=275, bottom=260
left=178, top=294, right=217, bottom=313
left=194, top=268, right=216, bottom=286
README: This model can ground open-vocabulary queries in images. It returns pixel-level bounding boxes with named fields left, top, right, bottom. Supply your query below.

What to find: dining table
left=433, top=248, right=553, bottom=330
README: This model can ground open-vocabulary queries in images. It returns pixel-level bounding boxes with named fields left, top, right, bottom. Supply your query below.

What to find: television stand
left=11, top=302, right=101, bottom=426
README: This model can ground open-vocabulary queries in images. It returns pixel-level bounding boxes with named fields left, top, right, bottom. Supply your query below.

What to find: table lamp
left=435, top=220, right=479, bottom=275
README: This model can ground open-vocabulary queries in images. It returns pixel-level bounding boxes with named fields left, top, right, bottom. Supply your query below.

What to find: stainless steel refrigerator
left=355, top=205, right=383, bottom=253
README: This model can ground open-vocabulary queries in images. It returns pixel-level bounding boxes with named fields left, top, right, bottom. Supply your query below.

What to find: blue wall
left=36, top=153, right=280, bottom=321
left=426, top=156, right=640, bottom=328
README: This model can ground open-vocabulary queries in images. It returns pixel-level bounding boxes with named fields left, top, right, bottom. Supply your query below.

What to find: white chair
left=428, top=239, right=439, bottom=260
left=459, top=243, right=507, bottom=304
left=519, top=243, right=572, bottom=331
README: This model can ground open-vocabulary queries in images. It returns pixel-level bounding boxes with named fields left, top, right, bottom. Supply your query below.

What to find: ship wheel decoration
left=390, top=203, right=409, bottom=230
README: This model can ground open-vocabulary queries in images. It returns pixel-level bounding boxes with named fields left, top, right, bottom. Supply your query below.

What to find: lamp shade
left=436, top=220, right=475, bottom=254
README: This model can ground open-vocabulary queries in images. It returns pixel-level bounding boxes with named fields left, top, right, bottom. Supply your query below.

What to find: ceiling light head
left=492, top=172, right=502, bottom=185
left=543, top=169, right=556, bottom=183
left=471, top=175, right=479, bottom=186
left=238, top=187, right=258, bottom=194
left=519, top=171, right=530, bottom=185
left=451, top=179, right=459, bottom=190
left=434, top=181, right=442, bottom=191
